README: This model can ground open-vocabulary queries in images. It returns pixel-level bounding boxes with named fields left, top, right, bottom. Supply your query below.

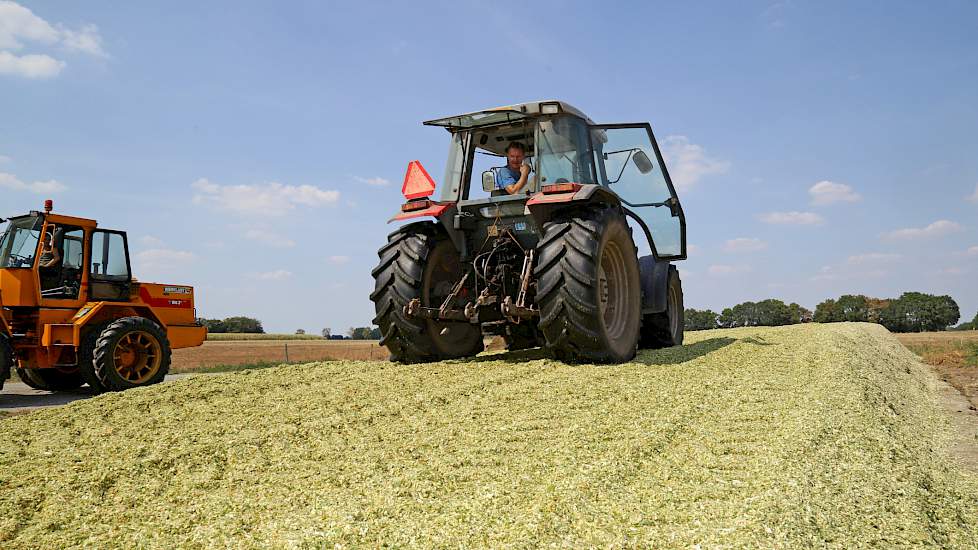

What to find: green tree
left=222, top=316, right=264, bottom=333
left=787, top=303, right=813, bottom=324
left=348, top=327, right=381, bottom=340
left=684, top=309, right=719, bottom=331
left=835, top=294, right=870, bottom=322
left=197, top=318, right=227, bottom=333
left=754, top=299, right=792, bottom=326
left=813, top=299, right=841, bottom=323
left=879, top=292, right=960, bottom=332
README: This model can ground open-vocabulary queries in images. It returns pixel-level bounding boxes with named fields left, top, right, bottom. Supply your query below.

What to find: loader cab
left=0, top=206, right=132, bottom=308
left=424, top=100, right=687, bottom=260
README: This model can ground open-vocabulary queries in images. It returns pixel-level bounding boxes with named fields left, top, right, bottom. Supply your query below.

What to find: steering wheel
left=8, top=253, right=29, bottom=267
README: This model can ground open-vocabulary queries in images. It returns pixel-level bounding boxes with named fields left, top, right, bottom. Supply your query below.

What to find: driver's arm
left=41, top=247, right=60, bottom=268
left=504, top=163, right=531, bottom=195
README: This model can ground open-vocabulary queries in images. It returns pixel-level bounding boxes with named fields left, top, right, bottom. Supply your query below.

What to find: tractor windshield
left=0, top=215, right=43, bottom=268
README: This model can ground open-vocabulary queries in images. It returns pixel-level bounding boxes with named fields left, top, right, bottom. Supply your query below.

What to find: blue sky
left=2, top=1, right=976, bottom=333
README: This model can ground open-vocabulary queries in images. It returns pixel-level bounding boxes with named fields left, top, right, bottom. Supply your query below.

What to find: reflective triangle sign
left=402, top=160, right=436, bottom=200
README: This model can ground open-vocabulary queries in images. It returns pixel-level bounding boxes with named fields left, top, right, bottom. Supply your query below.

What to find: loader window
left=90, top=231, right=130, bottom=281
left=0, top=215, right=42, bottom=268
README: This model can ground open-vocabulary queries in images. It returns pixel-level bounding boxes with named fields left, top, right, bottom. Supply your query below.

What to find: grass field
left=1, top=323, right=976, bottom=547
left=896, top=330, right=978, bottom=409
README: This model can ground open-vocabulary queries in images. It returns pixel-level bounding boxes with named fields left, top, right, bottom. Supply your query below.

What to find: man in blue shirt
left=495, top=141, right=531, bottom=194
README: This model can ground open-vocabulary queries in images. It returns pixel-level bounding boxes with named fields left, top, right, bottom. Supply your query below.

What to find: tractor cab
left=409, top=100, right=686, bottom=261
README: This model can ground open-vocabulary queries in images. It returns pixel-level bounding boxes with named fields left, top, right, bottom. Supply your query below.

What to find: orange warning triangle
left=402, top=160, right=436, bottom=200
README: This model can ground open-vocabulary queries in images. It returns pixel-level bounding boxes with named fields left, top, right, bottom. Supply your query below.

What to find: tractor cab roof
left=423, top=100, right=594, bottom=130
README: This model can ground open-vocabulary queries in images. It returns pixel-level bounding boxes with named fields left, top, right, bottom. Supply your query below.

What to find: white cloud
left=963, top=246, right=978, bottom=257
left=0, top=2, right=60, bottom=50
left=353, top=176, right=390, bottom=187
left=0, top=2, right=106, bottom=79
left=758, top=211, right=824, bottom=225
left=252, top=270, right=292, bottom=281
left=810, top=265, right=839, bottom=282
left=686, top=244, right=701, bottom=256
left=327, top=255, right=350, bottom=264
left=708, top=264, right=752, bottom=276
left=0, top=51, right=63, bottom=78
left=58, top=23, right=106, bottom=57
left=809, top=180, right=861, bottom=205
left=847, top=252, right=902, bottom=264
left=883, top=220, right=963, bottom=240
left=139, top=235, right=165, bottom=247
left=940, top=267, right=965, bottom=275
left=244, top=228, right=296, bottom=248
left=723, top=237, right=767, bottom=253
left=0, top=171, right=66, bottom=193
left=192, top=178, right=340, bottom=216
left=659, top=135, right=730, bottom=191
left=0, top=155, right=10, bottom=164
left=967, top=183, right=978, bottom=202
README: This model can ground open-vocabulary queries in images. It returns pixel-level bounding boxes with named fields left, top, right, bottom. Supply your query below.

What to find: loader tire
left=371, top=223, right=483, bottom=363
left=16, top=367, right=84, bottom=391
left=640, top=267, right=685, bottom=349
left=93, top=317, right=171, bottom=392
left=0, top=335, right=12, bottom=392
left=535, top=206, right=642, bottom=363
left=78, top=324, right=107, bottom=393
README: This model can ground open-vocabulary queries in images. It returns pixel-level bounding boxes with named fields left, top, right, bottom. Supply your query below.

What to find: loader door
left=89, top=230, right=132, bottom=301
left=590, top=124, right=686, bottom=260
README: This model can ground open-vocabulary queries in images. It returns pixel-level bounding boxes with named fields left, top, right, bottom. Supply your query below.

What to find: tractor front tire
left=535, top=207, right=642, bottom=363
left=93, top=317, right=171, bottom=392
left=0, top=335, right=12, bottom=392
left=371, top=223, right=483, bottom=363
left=640, top=268, right=684, bottom=349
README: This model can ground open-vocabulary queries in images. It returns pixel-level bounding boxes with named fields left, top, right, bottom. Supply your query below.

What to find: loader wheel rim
left=598, top=240, right=630, bottom=341
left=113, top=331, right=162, bottom=384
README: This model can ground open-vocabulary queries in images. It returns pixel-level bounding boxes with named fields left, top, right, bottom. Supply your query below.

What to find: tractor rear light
left=401, top=199, right=433, bottom=212
left=541, top=183, right=582, bottom=195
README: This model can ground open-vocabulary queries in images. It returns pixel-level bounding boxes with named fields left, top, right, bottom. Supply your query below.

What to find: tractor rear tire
left=93, top=317, right=171, bottom=392
left=535, top=207, right=642, bottom=363
left=640, top=268, right=685, bottom=349
left=371, top=223, right=484, bottom=363
left=0, top=335, right=12, bottom=392
left=16, top=367, right=84, bottom=391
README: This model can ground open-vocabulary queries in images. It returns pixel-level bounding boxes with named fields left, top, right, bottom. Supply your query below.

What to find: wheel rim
left=668, top=283, right=680, bottom=339
left=597, top=240, right=630, bottom=341
left=112, top=331, right=162, bottom=384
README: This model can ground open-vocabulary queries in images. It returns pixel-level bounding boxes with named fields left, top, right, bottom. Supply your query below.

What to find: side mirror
left=633, top=150, right=654, bottom=174
left=482, top=170, right=496, bottom=192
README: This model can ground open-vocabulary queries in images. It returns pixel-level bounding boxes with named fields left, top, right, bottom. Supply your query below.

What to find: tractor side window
left=62, top=229, right=84, bottom=269
left=591, top=125, right=685, bottom=259
left=91, top=231, right=130, bottom=280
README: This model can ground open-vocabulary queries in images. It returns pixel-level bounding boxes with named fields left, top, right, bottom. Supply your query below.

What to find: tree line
left=686, top=292, right=974, bottom=333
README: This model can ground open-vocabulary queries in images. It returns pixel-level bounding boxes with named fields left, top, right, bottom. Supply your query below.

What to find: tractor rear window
left=0, top=216, right=42, bottom=268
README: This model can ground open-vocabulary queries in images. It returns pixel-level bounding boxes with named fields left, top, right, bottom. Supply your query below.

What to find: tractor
left=0, top=201, right=206, bottom=393
left=371, top=100, right=686, bottom=363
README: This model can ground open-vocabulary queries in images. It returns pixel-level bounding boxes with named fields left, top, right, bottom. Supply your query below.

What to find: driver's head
left=506, top=142, right=526, bottom=171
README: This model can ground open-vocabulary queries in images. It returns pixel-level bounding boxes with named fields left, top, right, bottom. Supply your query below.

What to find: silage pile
left=1, top=323, right=976, bottom=548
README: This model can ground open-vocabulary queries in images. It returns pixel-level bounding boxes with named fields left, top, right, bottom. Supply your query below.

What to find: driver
left=39, top=228, right=61, bottom=268
left=495, top=142, right=531, bottom=195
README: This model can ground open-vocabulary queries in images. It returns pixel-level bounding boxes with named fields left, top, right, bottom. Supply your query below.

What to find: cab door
left=89, top=229, right=132, bottom=301
left=589, top=124, right=686, bottom=260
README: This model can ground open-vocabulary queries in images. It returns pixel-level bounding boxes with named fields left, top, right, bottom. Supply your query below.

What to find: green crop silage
left=0, top=323, right=976, bottom=548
